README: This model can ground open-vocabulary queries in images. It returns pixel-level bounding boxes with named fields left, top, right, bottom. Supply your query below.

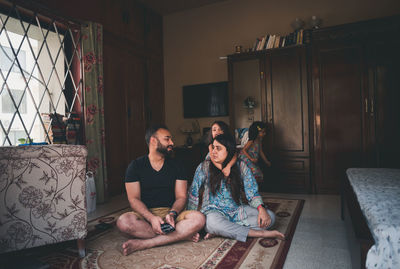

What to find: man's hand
left=149, top=215, right=164, bottom=234
left=257, top=207, right=271, bottom=228
left=165, top=212, right=176, bottom=228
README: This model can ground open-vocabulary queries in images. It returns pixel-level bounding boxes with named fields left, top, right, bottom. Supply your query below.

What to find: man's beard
left=156, top=140, right=173, bottom=157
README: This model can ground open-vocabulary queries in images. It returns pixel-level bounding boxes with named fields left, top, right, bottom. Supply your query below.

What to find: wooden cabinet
left=228, top=46, right=311, bottom=193
left=366, top=40, right=400, bottom=169
left=103, top=2, right=164, bottom=196
left=312, top=16, right=400, bottom=193
left=264, top=47, right=311, bottom=193
left=312, top=40, right=366, bottom=194
left=228, top=16, right=400, bottom=194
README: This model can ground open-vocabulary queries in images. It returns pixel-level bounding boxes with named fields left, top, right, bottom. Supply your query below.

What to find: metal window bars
left=0, top=3, right=83, bottom=145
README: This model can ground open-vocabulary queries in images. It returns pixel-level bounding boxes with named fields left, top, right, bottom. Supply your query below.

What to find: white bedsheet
left=347, top=168, right=400, bottom=269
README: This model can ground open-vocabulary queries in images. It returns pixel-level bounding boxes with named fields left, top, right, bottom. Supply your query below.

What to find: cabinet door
left=312, top=44, right=367, bottom=194
left=125, top=53, right=147, bottom=165
left=264, top=47, right=310, bottom=192
left=104, top=38, right=128, bottom=197
left=229, top=55, right=265, bottom=129
left=145, top=56, right=165, bottom=125
left=104, top=38, right=147, bottom=196
left=367, top=40, right=400, bottom=168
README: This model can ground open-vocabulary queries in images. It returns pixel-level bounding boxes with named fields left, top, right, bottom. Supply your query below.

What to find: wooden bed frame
left=341, top=175, right=374, bottom=269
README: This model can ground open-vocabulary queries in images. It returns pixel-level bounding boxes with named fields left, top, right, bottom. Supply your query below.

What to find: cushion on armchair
left=0, top=144, right=88, bottom=254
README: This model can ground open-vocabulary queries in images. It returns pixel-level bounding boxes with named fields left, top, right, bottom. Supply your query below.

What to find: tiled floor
left=274, top=193, right=352, bottom=269
left=92, top=193, right=352, bottom=269
left=87, top=194, right=129, bottom=222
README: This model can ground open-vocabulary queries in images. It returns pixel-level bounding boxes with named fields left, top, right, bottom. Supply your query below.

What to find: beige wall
left=164, top=0, right=400, bottom=146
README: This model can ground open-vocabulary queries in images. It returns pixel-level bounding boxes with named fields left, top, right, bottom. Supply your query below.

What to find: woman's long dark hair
left=208, top=134, right=248, bottom=205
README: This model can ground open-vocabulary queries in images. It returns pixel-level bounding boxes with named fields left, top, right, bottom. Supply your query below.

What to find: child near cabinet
left=239, top=121, right=271, bottom=183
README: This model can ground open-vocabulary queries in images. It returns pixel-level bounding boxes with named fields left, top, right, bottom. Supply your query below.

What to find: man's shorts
left=130, top=207, right=194, bottom=222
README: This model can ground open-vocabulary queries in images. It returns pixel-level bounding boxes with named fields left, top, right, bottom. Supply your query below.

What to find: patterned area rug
left=2, top=195, right=303, bottom=269
left=81, top=195, right=304, bottom=269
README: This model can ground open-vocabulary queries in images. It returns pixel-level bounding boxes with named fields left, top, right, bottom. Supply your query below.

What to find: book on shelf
left=288, top=32, right=294, bottom=46
left=264, top=35, right=270, bottom=49
left=295, top=29, right=304, bottom=45
left=281, top=36, right=286, bottom=47
left=257, top=36, right=264, bottom=50
left=300, top=29, right=304, bottom=44
left=266, top=35, right=275, bottom=49
left=303, top=29, right=312, bottom=44
left=248, top=28, right=310, bottom=53
left=279, top=36, right=284, bottom=47
left=259, top=35, right=268, bottom=50
left=252, top=38, right=259, bottom=51
left=275, top=36, right=281, bottom=48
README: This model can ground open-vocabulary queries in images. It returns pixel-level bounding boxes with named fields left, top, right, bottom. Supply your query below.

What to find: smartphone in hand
left=161, top=223, right=175, bottom=234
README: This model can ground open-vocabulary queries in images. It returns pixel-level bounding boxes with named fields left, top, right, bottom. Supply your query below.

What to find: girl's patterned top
left=188, top=160, right=263, bottom=226
left=238, top=140, right=263, bottom=181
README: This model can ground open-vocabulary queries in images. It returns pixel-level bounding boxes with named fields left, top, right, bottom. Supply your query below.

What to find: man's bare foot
left=121, top=239, right=146, bottom=256
left=191, top=233, right=201, bottom=242
left=203, top=233, right=216, bottom=240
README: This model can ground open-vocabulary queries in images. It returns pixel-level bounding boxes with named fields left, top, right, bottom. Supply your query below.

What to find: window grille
left=0, top=2, right=84, bottom=146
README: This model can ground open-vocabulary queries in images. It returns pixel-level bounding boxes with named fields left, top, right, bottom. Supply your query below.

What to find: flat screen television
left=183, top=81, right=229, bottom=118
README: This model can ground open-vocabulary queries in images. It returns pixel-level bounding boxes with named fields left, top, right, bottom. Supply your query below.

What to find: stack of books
left=252, top=29, right=312, bottom=51
left=66, top=113, right=81, bottom=145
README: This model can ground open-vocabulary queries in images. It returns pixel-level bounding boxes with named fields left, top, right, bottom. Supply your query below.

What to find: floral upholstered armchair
left=0, top=145, right=88, bottom=256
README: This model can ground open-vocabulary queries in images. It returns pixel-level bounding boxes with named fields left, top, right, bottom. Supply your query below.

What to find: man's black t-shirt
left=125, top=155, right=187, bottom=208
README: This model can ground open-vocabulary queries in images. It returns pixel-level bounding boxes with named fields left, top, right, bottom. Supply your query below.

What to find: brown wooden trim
left=312, top=14, right=400, bottom=42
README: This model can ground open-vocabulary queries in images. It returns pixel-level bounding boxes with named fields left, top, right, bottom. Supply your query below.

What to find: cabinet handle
left=365, top=98, right=368, bottom=113
left=263, top=104, right=267, bottom=120
left=127, top=107, right=131, bottom=119
left=370, top=98, right=374, bottom=115
left=260, top=71, right=264, bottom=80
left=268, top=104, right=272, bottom=123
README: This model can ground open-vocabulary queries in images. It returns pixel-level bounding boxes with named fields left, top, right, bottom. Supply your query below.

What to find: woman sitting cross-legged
left=188, top=133, right=284, bottom=242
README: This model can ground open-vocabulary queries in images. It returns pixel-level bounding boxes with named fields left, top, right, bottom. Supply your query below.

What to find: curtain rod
left=3, top=0, right=88, bottom=28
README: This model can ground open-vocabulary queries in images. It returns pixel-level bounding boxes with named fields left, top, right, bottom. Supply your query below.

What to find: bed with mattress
left=343, top=168, right=400, bottom=269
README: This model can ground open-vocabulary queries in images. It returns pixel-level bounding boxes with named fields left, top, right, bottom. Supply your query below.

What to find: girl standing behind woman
left=206, top=121, right=237, bottom=177
left=239, top=121, right=271, bottom=183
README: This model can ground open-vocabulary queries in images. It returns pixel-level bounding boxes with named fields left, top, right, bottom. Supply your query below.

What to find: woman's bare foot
left=191, top=233, right=201, bottom=242
left=268, top=230, right=285, bottom=240
left=248, top=229, right=285, bottom=240
left=203, top=233, right=216, bottom=240
left=120, top=239, right=147, bottom=256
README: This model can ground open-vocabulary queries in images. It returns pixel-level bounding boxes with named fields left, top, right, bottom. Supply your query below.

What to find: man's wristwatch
left=168, top=210, right=178, bottom=220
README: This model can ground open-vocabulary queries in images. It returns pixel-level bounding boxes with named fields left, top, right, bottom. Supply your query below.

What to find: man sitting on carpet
left=117, top=124, right=205, bottom=256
